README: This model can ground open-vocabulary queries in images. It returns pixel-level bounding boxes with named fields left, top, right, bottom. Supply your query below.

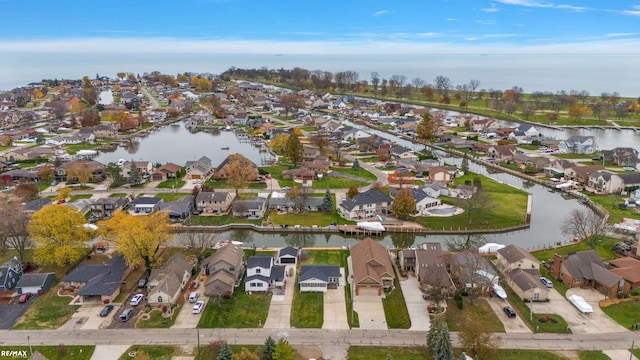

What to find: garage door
left=357, top=286, right=380, bottom=296
left=191, top=175, right=201, bottom=179
left=280, top=257, right=296, bottom=264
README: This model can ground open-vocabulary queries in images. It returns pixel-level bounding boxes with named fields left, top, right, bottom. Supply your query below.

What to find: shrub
left=57, top=344, right=68, bottom=357
left=208, top=339, right=225, bottom=356
left=454, top=291, right=464, bottom=309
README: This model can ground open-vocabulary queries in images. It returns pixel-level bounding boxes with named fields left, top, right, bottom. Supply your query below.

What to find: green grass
left=502, top=282, right=571, bottom=333
left=330, top=166, right=378, bottom=181
left=445, top=298, right=505, bottom=332
left=304, top=249, right=348, bottom=265
left=12, top=286, right=79, bottom=330
left=118, top=345, right=175, bottom=360
left=632, top=349, right=640, bottom=359
left=498, top=349, right=567, bottom=360
left=578, top=350, right=611, bottom=360
left=69, top=194, right=92, bottom=202
left=588, top=194, right=640, bottom=223
left=290, top=290, right=324, bottom=328
left=554, top=153, right=600, bottom=159
left=206, top=179, right=267, bottom=189
left=0, top=346, right=94, bottom=360
left=270, top=212, right=355, bottom=226
left=189, top=213, right=262, bottom=226
left=312, top=177, right=369, bottom=189
left=348, top=346, right=427, bottom=360
left=110, top=193, right=128, bottom=197
left=601, top=300, right=640, bottom=330
left=532, top=236, right=619, bottom=263
left=153, top=192, right=192, bottom=202
left=198, top=284, right=271, bottom=328
left=381, top=278, right=411, bottom=329
left=64, top=143, right=101, bottom=155
left=156, top=178, right=186, bottom=189
left=136, top=301, right=183, bottom=328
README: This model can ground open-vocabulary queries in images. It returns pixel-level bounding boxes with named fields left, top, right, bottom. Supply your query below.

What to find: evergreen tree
left=321, top=188, right=334, bottom=213
left=285, top=132, right=304, bottom=167
left=129, top=160, right=141, bottom=185
left=461, top=152, right=469, bottom=173
left=352, top=158, right=360, bottom=169
left=427, top=312, right=455, bottom=360
left=216, top=343, right=233, bottom=360
left=262, top=336, right=276, bottom=360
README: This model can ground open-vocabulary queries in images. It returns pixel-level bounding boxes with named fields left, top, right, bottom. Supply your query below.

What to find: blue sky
left=1, top=0, right=640, bottom=54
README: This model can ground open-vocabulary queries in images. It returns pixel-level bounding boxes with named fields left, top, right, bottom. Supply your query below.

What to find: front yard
left=445, top=297, right=505, bottom=332
left=290, top=291, right=324, bottom=328
left=600, top=299, right=640, bottom=330
left=198, top=283, right=271, bottom=328
left=0, top=346, right=94, bottom=360
left=381, top=278, right=411, bottom=329
left=12, top=286, right=79, bottom=330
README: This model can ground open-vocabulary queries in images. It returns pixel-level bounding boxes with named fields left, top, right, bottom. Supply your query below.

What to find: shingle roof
left=247, top=255, right=272, bottom=269
left=351, top=238, right=394, bottom=286
left=270, top=265, right=286, bottom=283
left=16, top=272, right=54, bottom=288
left=299, top=264, right=340, bottom=282
left=129, top=196, right=162, bottom=206
left=563, top=250, right=621, bottom=286
left=63, top=256, right=128, bottom=296
left=497, top=244, right=539, bottom=265
left=278, top=247, right=298, bottom=258
left=339, top=188, right=392, bottom=212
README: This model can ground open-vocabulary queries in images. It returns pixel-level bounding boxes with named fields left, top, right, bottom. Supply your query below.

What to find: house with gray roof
left=588, top=170, right=640, bottom=194
left=601, top=147, right=640, bottom=167
left=277, top=247, right=299, bottom=264
left=338, top=188, right=393, bottom=220
left=550, top=250, right=626, bottom=298
left=299, top=264, right=341, bottom=292
left=558, top=135, right=597, bottom=154
left=148, top=253, right=193, bottom=305
left=202, top=244, right=244, bottom=297
left=61, top=255, right=129, bottom=303
left=232, top=196, right=267, bottom=218
left=496, top=244, right=541, bottom=273
left=158, top=196, right=193, bottom=220
left=129, top=196, right=162, bottom=214
left=244, top=255, right=286, bottom=292
left=195, top=191, right=233, bottom=214
left=90, top=197, right=129, bottom=220
left=23, top=198, right=52, bottom=215
left=0, top=257, right=23, bottom=291
left=185, top=156, right=213, bottom=181
left=16, top=272, right=55, bottom=295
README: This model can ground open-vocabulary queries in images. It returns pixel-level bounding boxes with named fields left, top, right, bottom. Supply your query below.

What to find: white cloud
left=445, top=18, right=458, bottom=21
left=481, top=4, right=500, bottom=12
left=372, top=10, right=390, bottom=17
left=417, top=32, right=441, bottom=38
left=474, top=20, right=497, bottom=25
left=495, top=0, right=553, bottom=7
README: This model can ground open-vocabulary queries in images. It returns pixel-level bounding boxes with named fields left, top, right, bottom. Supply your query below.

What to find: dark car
left=100, top=304, right=114, bottom=317
left=137, top=277, right=148, bottom=288
left=18, top=293, right=32, bottom=303
left=503, top=306, right=517, bottom=318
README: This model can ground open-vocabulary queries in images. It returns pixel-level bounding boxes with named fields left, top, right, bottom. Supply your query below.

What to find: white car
left=130, top=293, right=144, bottom=306
left=192, top=300, right=205, bottom=314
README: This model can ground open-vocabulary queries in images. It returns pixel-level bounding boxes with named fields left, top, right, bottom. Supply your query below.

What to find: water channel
left=93, top=111, right=636, bottom=250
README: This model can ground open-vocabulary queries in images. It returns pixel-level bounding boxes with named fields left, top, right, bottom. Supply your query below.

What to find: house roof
left=270, top=265, right=286, bottom=283
left=609, top=257, right=640, bottom=283
left=563, top=250, right=621, bottom=287
left=507, top=268, right=544, bottom=292
left=63, top=256, right=128, bottom=296
left=497, top=244, right=540, bottom=265
left=16, top=272, right=54, bottom=288
left=129, top=196, right=162, bottom=206
left=278, top=246, right=298, bottom=258
left=24, top=198, right=52, bottom=212
left=202, top=243, right=244, bottom=280
left=415, top=243, right=449, bottom=288
left=299, top=264, right=341, bottom=282
left=247, top=255, right=273, bottom=269
left=351, top=237, right=395, bottom=286
left=339, top=188, right=392, bottom=212
left=233, top=197, right=266, bottom=212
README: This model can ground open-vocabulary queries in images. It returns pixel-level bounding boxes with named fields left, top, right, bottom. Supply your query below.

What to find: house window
left=574, top=278, right=581, bottom=284
left=157, top=296, right=163, bottom=303
left=256, top=269, right=261, bottom=274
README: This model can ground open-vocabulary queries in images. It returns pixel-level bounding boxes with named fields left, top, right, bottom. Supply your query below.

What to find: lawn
left=445, top=297, right=505, bottom=332
left=0, top=346, right=94, bottom=360
left=312, top=176, right=369, bottom=189
left=269, top=212, right=355, bottom=226
left=118, top=345, right=175, bottom=360
left=196, top=345, right=263, bottom=360
left=531, top=236, right=620, bottom=263
left=578, top=351, right=611, bottom=360
left=588, top=194, right=640, bottom=223
left=136, top=300, right=184, bottom=328
left=12, top=286, right=79, bottom=330
left=290, top=290, right=324, bottom=328
left=198, top=284, right=272, bottom=328
left=205, top=179, right=267, bottom=189
left=190, top=214, right=262, bottom=226
left=381, top=278, right=411, bottom=329
left=156, top=178, right=186, bottom=189
left=69, top=194, right=92, bottom=202
left=348, top=346, right=427, bottom=360
left=498, top=349, right=568, bottom=360
left=601, top=300, right=640, bottom=330
left=153, top=192, right=192, bottom=202
left=303, top=249, right=348, bottom=266
left=330, top=167, right=378, bottom=181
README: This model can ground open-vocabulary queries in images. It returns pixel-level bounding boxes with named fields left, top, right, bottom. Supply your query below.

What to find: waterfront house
left=299, top=265, right=341, bottom=292
left=202, top=244, right=244, bottom=297
left=350, top=238, right=395, bottom=296
left=338, top=188, right=393, bottom=220
left=550, top=251, right=627, bottom=298
left=195, top=191, right=234, bottom=214
left=558, top=135, right=597, bottom=154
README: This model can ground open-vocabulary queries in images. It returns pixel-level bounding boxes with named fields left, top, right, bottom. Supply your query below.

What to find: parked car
left=192, top=300, right=205, bottom=314
left=51, top=180, right=58, bottom=186
left=137, top=277, right=148, bottom=288
left=540, top=277, right=554, bottom=288
left=130, top=293, right=144, bottom=306
left=18, top=293, right=32, bottom=303
left=189, top=291, right=200, bottom=303
left=100, top=304, right=114, bottom=317
left=120, top=309, right=134, bottom=321
left=503, top=306, right=517, bottom=318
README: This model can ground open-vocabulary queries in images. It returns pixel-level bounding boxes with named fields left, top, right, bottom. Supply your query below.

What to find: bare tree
left=286, top=185, right=314, bottom=213
left=0, top=199, right=31, bottom=261
left=371, top=72, right=380, bottom=96
left=458, top=317, right=502, bottom=359
left=449, top=252, right=497, bottom=306
left=434, top=75, right=452, bottom=96
left=560, top=208, right=607, bottom=248
left=462, top=187, right=492, bottom=225
left=446, top=234, right=487, bottom=252
left=177, top=232, right=216, bottom=257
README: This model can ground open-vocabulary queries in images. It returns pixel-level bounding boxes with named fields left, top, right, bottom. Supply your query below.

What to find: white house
left=342, top=129, right=370, bottom=142
left=245, top=255, right=287, bottom=292
left=338, top=188, right=393, bottom=220
left=558, top=135, right=597, bottom=154
left=299, top=265, right=341, bottom=292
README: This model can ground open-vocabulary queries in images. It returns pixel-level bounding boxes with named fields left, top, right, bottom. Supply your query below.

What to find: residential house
left=393, top=188, right=441, bottom=216
left=151, top=162, right=182, bottom=181
left=496, top=245, right=541, bottom=273
left=202, top=244, right=244, bottom=297
left=590, top=171, right=640, bottom=194
left=338, top=188, right=393, bottom=220
left=61, top=255, right=129, bottom=304
left=608, top=257, right=640, bottom=290
left=54, top=160, right=105, bottom=183
left=213, top=154, right=259, bottom=181
left=277, top=247, right=299, bottom=264
left=342, top=129, right=370, bottom=142
left=565, top=165, right=605, bottom=185
left=0, top=257, right=23, bottom=291
left=90, top=197, right=129, bottom=220
left=487, top=145, right=516, bottom=160
left=422, top=181, right=450, bottom=198
left=303, top=148, right=321, bottom=162
left=185, top=156, right=213, bottom=181
left=513, top=154, right=551, bottom=171
left=122, top=161, right=153, bottom=178
left=232, top=196, right=267, bottom=218
left=449, top=252, right=499, bottom=292
left=23, top=198, right=52, bottom=215
left=299, top=264, right=341, bottom=292
left=91, top=123, right=118, bottom=138
left=469, top=118, right=499, bottom=133
left=148, top=253, right=193, bottom=305
left=245, top=255, right=286, bottom=292
left=281, top=169, right=315, bottom=181
left=550, top=251, right=627, bottom=298
left=496, top=245, right=549, bottom=301
left=129, top=196, right=162, bottom=214
left=558, top=135, right=598, bottom=154
left=304, top=155, right=331, bottom=174
left=195, top=191, right=234, bottom=214
left=16, top=272, right=56, bottom=295
left=601, top=147, right=640, bottom=167
left=350, top=237, right=395, bottom=296
left=545, top=159, right=576, bottom=176
left=452, top=184, right=477, bottom=199
left=158, top=196, right=193, bottom=220
left=399, top=243, right=450, bottom=294
left=428, top=166, right=452, bottom=184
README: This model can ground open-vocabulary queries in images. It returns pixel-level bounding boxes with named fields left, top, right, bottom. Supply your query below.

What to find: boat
left=76, top=149, right=98, bottom=158
left=569, top=295, right=593, bottom=313
left=492, top=284, right=507, bottom=299
left=117, top=159, right=126, bottom=166
left=221, top=147, right=230, bottom=150
left=478, top=243, right=506, bottom=254
left=356, top=221, right=385, bottom=232
left=213, top=240, right=244, bottom=249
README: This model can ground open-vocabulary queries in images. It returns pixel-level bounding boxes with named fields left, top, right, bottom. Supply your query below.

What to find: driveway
left=90, top=345, right=131, bottom=360
left=173, top=284, right=206, bottom=328
left=486, top=296, right=532, bottom=333
left=322, top=283, right=349, bottom=329
left=264, top=265, right=295, bottom=329
left=0, top=295, right=38, bottom=329
left=353, top=294, right=387, bottom=330
left=531, top=288, right=627, bottom=334
left=60, top=303, right=116, bottom=330
left=398, top=275, right=431, bottom=331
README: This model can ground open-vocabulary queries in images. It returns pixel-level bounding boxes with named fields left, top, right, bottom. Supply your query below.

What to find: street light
left=27, top=336, right=32, bottom=356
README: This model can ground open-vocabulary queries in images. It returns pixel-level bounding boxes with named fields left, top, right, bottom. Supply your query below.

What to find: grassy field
left=198, top=283, right=271, bottom=328
left=348, top=346, right=427, bottom=360
left=205, top=179, right=267, bottom=189
left=12, top=286, right=79, bottom=330
left=153, top=192, right=192, bottom=202
left=269, top=212, right=350, bottom=226
left=330, top=166, right=378, bottom=181
left=498, top=349, right=569, bottom=360
left=601, top=300, right=640, bottom=330
left=304, top=249, right=348, bottom=265
left=189, top=214, right=262, bottom=226
left=290, top=290, right=324, bottom=328
left=118, top=345, right=175, bottom=360
left=381, top=278, right=411, bottom=329
left=156, top=178, right=186, bottom=189
left=136, top=299, right=184, bottom=328
left=578, top=350, right=611, bottom=360
left=445, top=297, right=505, bottom=332
left=531, top=236, right=620, bottom=263
left=588, top=194, right=640, bottom=223
left=311, top=176, right=369, bottom=189
left=0, top=346, right=94, bottom=360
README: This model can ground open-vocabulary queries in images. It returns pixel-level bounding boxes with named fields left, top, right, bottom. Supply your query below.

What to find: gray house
left=299, top=264, right=341, bottom=292
left=0, top=257, right=23, bottom=291
left=16, top=272, right=56, bottom=295
left=61, top=255, right=129, bottom=304
left=232, top=197, right=267, bottom=218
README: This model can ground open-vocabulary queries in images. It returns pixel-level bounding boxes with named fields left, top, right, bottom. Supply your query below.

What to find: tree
left=99, top=210, right=170, bottom=275
left=458, top=317, right=501, bottom=360
left=128, top=160, right=142, bottom=185
left=434, top=75, right=452, bottom=96
left=460, top=152, right=469, bottom=173
left=269, top=133, right=289, bottom=154
left=286, top=185, right=313, bottom=213
left=56, top=187, right=72, bottom=202
left=416, top=112, right=437, bottom=151
left=310, top=134, right=329, bottom=150
left=216, top=153, right=259, bottom=196
left=462, top=187, right=492, bottom=225
left=13, top=180, right=38, bottom=202
left=67, top=161, right=96, bottom=186
left=446, top=234, right=487, bottom=252
left=279, top=93, right=305, bottom=118
left=272, top=339, right=295, bottom=360
left=427, top=312, right=455, bottom=360
left=352, top=158, right=360, bottom=169
left=262, top=336, right=276, bottom=360
left=117, top=72, right=126, bottom=80
left=391, top=187, right=416, bottom=219
left=36, top=166, right=53, bottom=182
left=321, top=189, right=334, bottom=213
left=0, top=199, right=31, bottom=261
left=449, top=252, right=497, bottom=306
left=177, top=232, right=216, bottom=257
left=371, top=72, right=380, bottom=96
left=568, top=104, right=592, bottom=120
left=560, top=208, right=607, bottom=248
left=28, top=205, right=91, bottom=266
left=285, top=132, right=304, bottom=167
left=347, top=186, right=359, bottom=199
left=233, top=348, right=259, bottom=360
left=217, top=343, right=233, bottom=360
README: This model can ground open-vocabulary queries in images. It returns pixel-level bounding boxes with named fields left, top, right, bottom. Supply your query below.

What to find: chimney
left=551, top=253, right=562, bottom=279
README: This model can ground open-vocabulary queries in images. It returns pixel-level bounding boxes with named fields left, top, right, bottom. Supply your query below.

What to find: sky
left=1, top=0, right=640, bottom=93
